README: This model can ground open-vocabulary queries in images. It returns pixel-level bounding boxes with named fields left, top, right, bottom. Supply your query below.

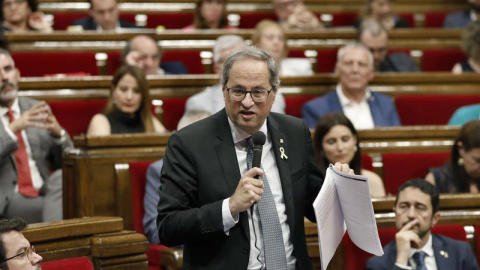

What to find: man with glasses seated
left=0, top=217, right=42, bottom=270
left=358, top=18, right=419, bottom=72
left=272, top=0, right=324, bottom=30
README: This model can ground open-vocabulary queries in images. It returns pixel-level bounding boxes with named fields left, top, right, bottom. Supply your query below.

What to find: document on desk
left=313, top=164, right=383, bottom=270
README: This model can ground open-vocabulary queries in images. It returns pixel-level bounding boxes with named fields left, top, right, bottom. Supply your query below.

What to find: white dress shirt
left=336, top=84, right=375, bottom=130
left=221, top=119, right=296, bottom=270
left=0, top=99, right=44, bottom=191
left=395, top=234, right=438, bottom=270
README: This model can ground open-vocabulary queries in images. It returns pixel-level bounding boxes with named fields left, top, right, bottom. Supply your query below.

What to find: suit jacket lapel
left=213, top=110, right=250, bottom=238
left=433, top=235, right=453, bottom=270
left=267, top=115, right=295, bottom=235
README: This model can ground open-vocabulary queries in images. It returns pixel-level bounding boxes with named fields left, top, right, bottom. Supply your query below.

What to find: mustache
left=0, top=82, right=16, bottom=91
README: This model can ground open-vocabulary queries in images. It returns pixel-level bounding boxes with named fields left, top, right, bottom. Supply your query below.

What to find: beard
left=470, top=2, right=480, bottom=13
left=0, top=82, right=18, bottom=106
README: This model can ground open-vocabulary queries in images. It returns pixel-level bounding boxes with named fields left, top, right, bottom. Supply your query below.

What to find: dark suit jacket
left=0, top=97, right=73, bottom=216
left=157, top=109, right=323, bottom=270
left=71, top=17, right=138, bottom=30
left=443, top=10, right=473, bottom=28
left=366, top=234, right=479, bottom=270
left=301, top=89, right=401, bottom=129
left=380, top=53, right=419, bottom=73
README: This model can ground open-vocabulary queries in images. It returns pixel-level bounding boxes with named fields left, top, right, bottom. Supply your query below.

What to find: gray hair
left=213, top=35, right=245, bottom=63
left=337, top=42, right=374, bottom=68
left=0, top=48, right=15, bottom=68
left=358, top=18, right=387, bottom=39
left=221, top=46, right=280, bottom=90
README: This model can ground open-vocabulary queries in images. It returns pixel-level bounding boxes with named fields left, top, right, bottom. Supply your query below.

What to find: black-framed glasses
left=0, top=245, right=36, bottom=263
left=226, top=88, right=273, bottom=102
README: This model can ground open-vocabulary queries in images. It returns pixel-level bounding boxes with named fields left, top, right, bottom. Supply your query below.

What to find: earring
left=458, top=157, right=464, bottom=166
left=354, top=146, right=358, bottom=152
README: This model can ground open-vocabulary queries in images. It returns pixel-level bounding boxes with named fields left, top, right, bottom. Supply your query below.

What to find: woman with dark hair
left=1, top=0, right=52, bottom=32
left=353, top=0, right=409, bottom=30
left=426, top=120, right=480, bottom=193
left=314, top=112, right=386, bottom=197
left=183, top=0, right=234, bottom=30
left=87, top=65, right=166, bottom=136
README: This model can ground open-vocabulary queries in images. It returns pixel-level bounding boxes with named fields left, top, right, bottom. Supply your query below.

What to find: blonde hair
left=251, top=19, right=288, bottom=60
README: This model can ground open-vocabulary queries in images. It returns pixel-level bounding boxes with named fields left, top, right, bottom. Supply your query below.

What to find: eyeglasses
left=2, top=0, right=26, bottom=9
left=0, top=245, right=36, bottom=264
left=226, top=88, right=273, bottom=102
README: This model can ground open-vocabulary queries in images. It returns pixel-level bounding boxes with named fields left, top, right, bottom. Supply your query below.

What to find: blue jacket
left=443, top=10, right=473, bottom=28
left=448, top=104, right=480, bottom=126
left=301, top=90, right=401, bottom=129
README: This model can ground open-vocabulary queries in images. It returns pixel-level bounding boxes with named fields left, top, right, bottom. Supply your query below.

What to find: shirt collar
left=227, top=116, right=268, bottom=146
left=470, top=10, right=478, bottom=21
left=409, top=234, right=434, bottom=259
left=0, top=98, right=19, bottom=117
left=335, top=84, right=372, bottom=106
left=96, top=21, right=122, bottom=31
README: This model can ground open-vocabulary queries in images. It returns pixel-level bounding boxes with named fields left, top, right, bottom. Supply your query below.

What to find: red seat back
left=162, top=50, right=204, bottom=74
left=395, top=94, right=480, bottom=125
left=145, top=13, right=194, bottom=29
left=422, top=49, right=468, bottom=71
left=284, top=95, right=316, bottom=118
left=51, top=12, right=88, bottom=30
left=330, top=12, right=358, bottom=27
left=162, top=97, right=189, bottom=131
left=398, top=13, right=415, bottom=27
left=237, top=12, right=278, bottom=29
left=316, top=48, right=338, bottom=73
left=48, top=99, right=106, bottom=138
left=362, top=154, right=374, bottom=172
left=12, top=52, right=99, bottom=77
left=382, top=152, right=450, bottom=195
left=344, top=225, right=466, bottom=270
left=42, top=257, right=94, bottom=270
left=118, top=14, right=136, bottom=25
left=424, top=12, right=448, bottom=28
left=107, top=51, right=123, bottom=75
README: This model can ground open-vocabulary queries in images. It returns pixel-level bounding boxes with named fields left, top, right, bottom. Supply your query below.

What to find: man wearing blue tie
left=366, top=179, right=479, bottom=270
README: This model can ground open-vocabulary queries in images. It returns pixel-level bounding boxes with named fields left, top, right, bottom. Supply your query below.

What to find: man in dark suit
left=302, top=42, right=400, bottom=129
left=359, top=19, right=419, bottom=73
left=0, top=49, right=72, bottom=223
left=71, top=0, right=137, bottom=31
left=157, top=46, right=352, bottom=269
left=367, top=179, right=479, bottom=270
left=443, top=0, right=479, bottom=28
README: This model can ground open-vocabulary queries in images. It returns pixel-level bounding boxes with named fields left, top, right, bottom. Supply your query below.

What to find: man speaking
left=157, top=46, right=352, bottom=269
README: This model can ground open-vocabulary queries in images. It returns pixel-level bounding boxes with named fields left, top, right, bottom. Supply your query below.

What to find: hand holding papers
left=313, top=164, right=383, bottom=270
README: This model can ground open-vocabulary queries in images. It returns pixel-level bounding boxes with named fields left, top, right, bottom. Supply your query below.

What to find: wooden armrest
left=161, top=248, right=183, bottom=270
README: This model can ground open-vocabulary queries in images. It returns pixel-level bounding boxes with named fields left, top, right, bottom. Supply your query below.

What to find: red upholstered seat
left=51, top=12, right=88, bottom=30
left=237, top=12, right=278, bottom=29
left=161, top=97, right=189, bottom=131
left=395, top=94, right=480, bottom=125
left=12, top=52, right=99, bottom=77
left=398, top=13, right=415, bottom=27
left=343, top=225, right=467, bottom=270
left=48, top=100, right=106, bottom=138
left=41, top=257, right=94, bottom=270
left=330, top=12, right=357, bottom=27
left=424, top=12, right=448, bottom=28
left=284, top=95, right=316, bottom=118
left=118, top=14, right=136, bottom=25
left=382, top=152, right=450, bottom=195
left=162, top=50, right=205, bottom=74
left=474, top=225, right=480, bottom=260
left=316, top=48, right=338, bottom=73
left=422, top=49, right=468, bottom=71
left=106, top=52, right=123, bottom=75
left=129, top=161, right=170, bottom=269
left=362, top=154, right=374, bottom=172
left=144, top=13, right=194, bottom=29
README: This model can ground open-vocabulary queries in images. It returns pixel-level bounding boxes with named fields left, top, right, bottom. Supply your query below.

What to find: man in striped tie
left=0, top=48, right=72, bottom=223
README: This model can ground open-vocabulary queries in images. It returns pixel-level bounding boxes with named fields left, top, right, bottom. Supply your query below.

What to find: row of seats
left=11, top=48, right=468, bottom=77
left=46, top=10, right=457, bottom=30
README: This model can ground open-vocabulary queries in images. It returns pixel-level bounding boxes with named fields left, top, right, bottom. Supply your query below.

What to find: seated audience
left=143, top=110, right=210, bottom=244
left=449, top=104, right=480, bottom=125
left=444, top=0, right=480, bottom=28
left=123, top=35, right=188, bottom=76
left=366, top=179, right=479, bottom=269
left=252, top=19, right=313, bottom=76
left=425, top=120, right=480, bottom=193
left=452, top=21, right=480, bottom=74
left=314, top=112, right=385, bottom=197
left=184, top=34, right=286, bottom=115
left=1, top=0, right=52, bottom=32
left=272, top=0, right=323, bottom=30
left=71, top=0, right=137, bottom=31
left=354, top=0, right=410, bottom=30
left=87, top=65, right=166, bottom=136
left=0, top=217, right=43, bottom=269
left=183, top=0, right=234, bottom=30
left=302, top=42, right=401, bottom=129
left=359, top=19, right=418, bottom=72
left=0, top=49, right=72, bottom=223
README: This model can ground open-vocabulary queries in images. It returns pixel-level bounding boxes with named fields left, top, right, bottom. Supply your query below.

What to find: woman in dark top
left=1, top=0, right=52, bottom=32
left=87, top=65, right=165, bottom=135
left=452, top=21, right=480, bottom=74
left=353, top=0, right=410, bottom=30
left=425, top=120, right=480, bottom=193
left=183, top=0, right=235, bottom=30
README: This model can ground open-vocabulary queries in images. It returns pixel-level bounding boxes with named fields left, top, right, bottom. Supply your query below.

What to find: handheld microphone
left=251, top=131, right=266, bottom=179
